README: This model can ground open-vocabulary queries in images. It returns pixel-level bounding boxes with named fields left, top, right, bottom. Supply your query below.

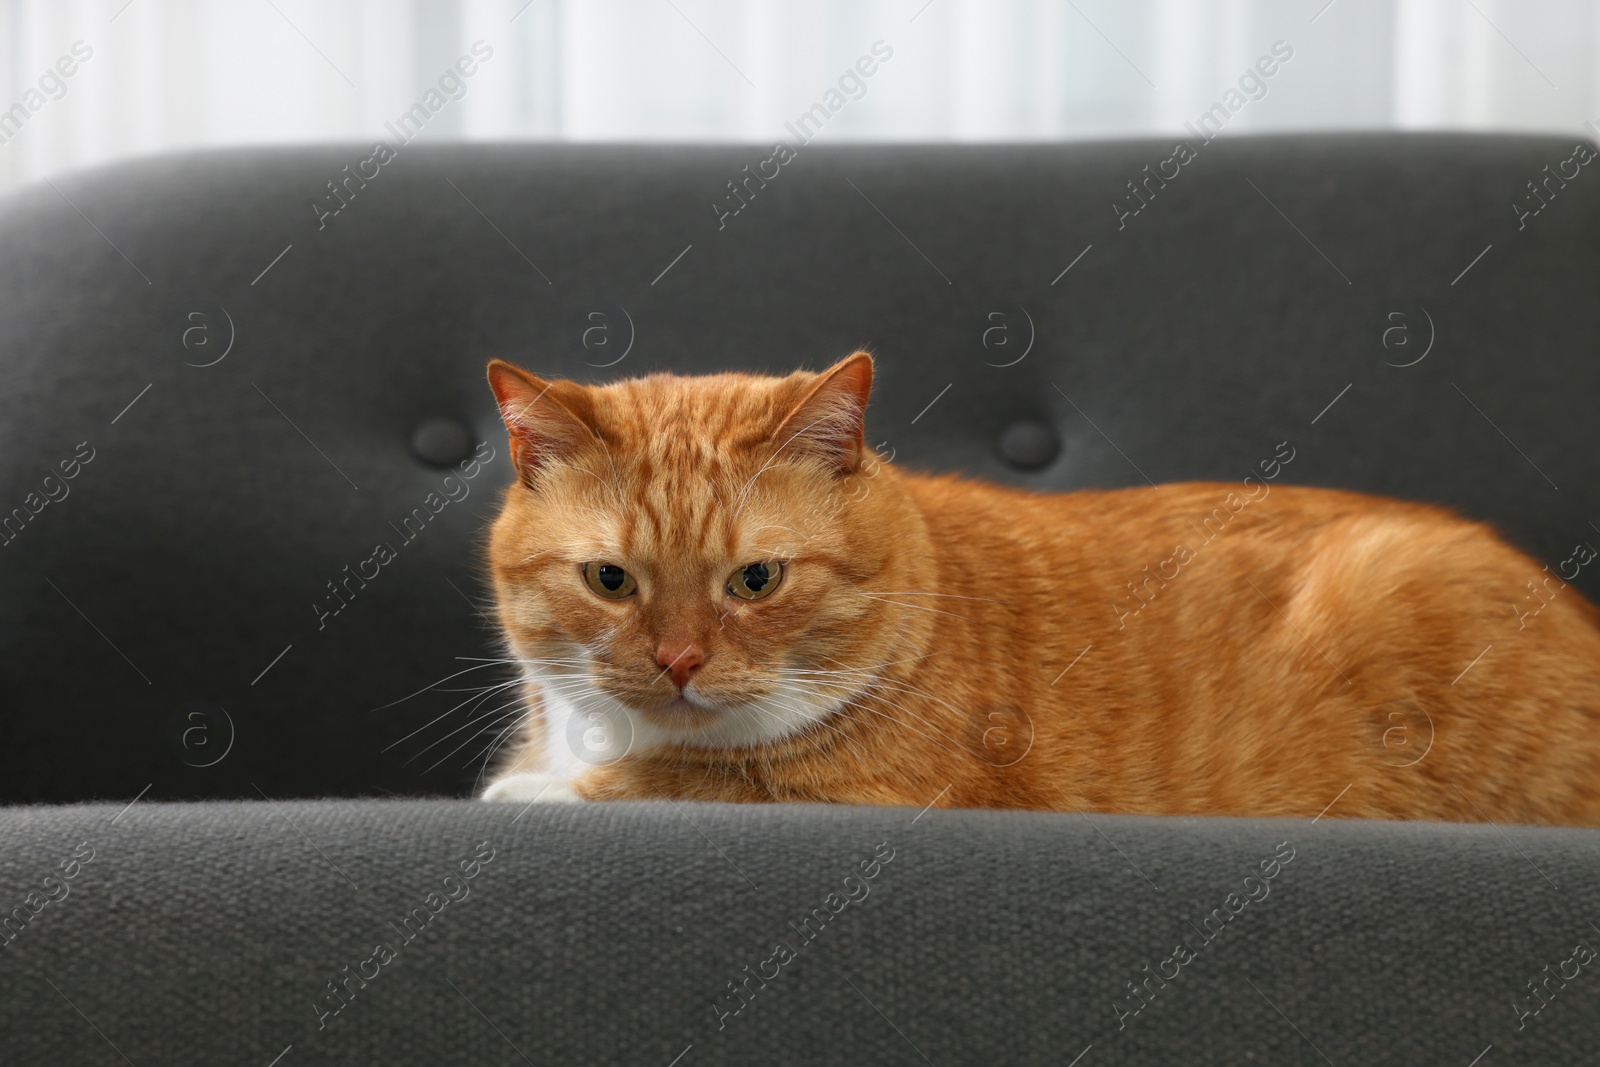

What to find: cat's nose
left=656, top=640, right=706, bottom=690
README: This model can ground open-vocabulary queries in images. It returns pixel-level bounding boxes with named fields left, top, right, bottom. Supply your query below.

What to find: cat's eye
left=582, top=562, right=637, bottom=599
left=727, top=561, right=783, bottom=601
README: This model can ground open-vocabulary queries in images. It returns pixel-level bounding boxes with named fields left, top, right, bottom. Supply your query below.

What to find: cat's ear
left=486, top=359, right=596, bottom=486
left=772, top=351, right=873, bottom=474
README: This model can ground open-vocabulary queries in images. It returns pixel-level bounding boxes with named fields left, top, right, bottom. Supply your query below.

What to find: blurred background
left=2, top=0, right=1599, bottom=195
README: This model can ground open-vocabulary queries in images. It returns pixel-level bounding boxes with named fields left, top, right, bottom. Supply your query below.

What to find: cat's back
left=898, top=469, right=1480, bottom=563
left=895, top=469, right=1590, bottom=637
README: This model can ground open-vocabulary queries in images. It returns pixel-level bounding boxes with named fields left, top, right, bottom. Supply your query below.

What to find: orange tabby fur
left=483, top=352, right=1600, bottom=826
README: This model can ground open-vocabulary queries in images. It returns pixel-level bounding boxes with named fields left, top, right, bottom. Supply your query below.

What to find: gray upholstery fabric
left=2, top=799, right=1597, bottom=1065
left=1, top=137, right=1597, bottom=801
left=3, top=137, right=1600, bottom=1062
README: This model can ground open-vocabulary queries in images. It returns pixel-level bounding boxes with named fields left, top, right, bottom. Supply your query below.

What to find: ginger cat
left=479, top=352, right=1600, bottom=826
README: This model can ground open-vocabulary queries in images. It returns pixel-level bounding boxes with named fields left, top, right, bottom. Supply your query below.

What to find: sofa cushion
left=0, top=798, right=1593, bottom=1065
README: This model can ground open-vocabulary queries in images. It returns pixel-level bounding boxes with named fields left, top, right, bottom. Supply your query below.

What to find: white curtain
left=0, top=0, right=1597, bottom=193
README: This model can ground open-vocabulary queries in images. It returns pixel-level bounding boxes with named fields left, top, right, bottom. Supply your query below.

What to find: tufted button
left=410, top=417, right=474, bottom=467
left=995, top=420, right=1060, bottom=471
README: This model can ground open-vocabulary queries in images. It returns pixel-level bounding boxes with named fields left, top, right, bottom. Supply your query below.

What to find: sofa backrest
left=1, top=135, right=1595, bottom=802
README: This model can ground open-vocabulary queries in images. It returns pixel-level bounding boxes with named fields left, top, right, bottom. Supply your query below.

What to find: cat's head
left=485, top=353, right=918, bottom=764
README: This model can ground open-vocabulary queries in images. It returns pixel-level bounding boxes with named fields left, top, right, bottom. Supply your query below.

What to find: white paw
left=481, top=771, right=582, bottom=804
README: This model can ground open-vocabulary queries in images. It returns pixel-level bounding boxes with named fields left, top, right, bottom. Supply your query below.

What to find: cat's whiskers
left=471, top=708, right=539, bottom=791
left=767, top=653, right=941, bottom=710
left=850, top=674, right=977, bottom=734
left=373, top=660, right=511, bottom=714
left=759, top=655, right=952, bottom=748
left=543, top=456, right=623, bottom=508
left=837, top=697, right=970, bottom=758
left=861, top=590, right=1005, bottom=604
left=729, top=455, right=786, bottom=520
left=466, top=715, right=524, bottom=779
left=463, top=671, right=616, bottom=778
left=857, top=592, right=970, bottom=620
left=755, top=690, right=869, bottom=755
left=782, top=664, right=972, bottom=754
left=380, top=654, right=598, bottom=775
left=810, top=651, right=965, bottom=710
left=513, top=660, right=595, bottom=673
left=381, top=676, right=523, bottom=753
left=784, top=649, right=952, bottom=701
left=730, top=408, right=844, bottom=520
left=769, top=657, right=923, bottom=682
left=414, top=696, right=527, bottom=773
left=396, top=675, right=531, bottom=761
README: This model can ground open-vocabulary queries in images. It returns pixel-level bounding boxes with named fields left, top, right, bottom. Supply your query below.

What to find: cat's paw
left=481, top=771, right=582, bottom=804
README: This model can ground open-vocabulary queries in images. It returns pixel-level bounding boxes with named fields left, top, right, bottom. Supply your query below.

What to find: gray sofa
left=2, top=136, right=1597, bottom=1064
